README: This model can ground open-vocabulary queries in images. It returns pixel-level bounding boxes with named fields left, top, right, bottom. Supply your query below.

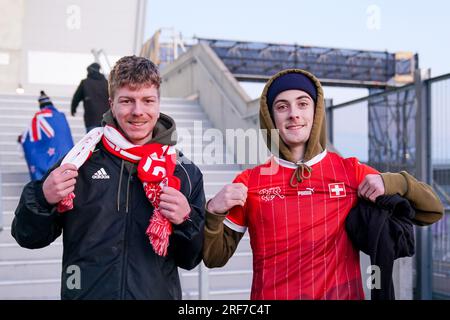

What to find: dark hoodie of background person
left=71, top=62, right=110, bottom=132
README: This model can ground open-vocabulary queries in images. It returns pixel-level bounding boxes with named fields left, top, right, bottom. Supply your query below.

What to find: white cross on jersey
left=329, top=183, right=346, bottom=198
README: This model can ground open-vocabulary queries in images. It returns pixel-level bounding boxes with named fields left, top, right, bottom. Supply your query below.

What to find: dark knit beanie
left=267, top=72, right=317, bottom=110
left=87, top=62, right=101, bottom=72
left=38, top=90, right=52, bottom=109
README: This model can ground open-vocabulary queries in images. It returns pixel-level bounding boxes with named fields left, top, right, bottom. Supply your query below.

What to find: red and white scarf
left=57, top=125, right=180, bottom=256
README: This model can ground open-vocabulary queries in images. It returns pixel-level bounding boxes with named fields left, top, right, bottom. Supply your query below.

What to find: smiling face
left=272, top=89, right=315, bottom=150
left=110, top=84, right=160, bottom=145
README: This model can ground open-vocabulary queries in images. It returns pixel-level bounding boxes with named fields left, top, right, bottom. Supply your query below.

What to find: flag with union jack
left=21, top=104, right=74, bottom=180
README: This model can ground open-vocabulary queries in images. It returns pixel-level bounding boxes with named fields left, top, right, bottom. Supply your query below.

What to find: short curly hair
left=108, top=55, right=161, bottom=99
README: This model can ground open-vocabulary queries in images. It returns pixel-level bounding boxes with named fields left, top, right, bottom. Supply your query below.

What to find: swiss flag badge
left=328, top=183, right=346, bottom=198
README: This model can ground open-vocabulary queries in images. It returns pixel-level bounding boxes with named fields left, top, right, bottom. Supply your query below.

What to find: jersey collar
left=273, top=150, right=327, bottom=169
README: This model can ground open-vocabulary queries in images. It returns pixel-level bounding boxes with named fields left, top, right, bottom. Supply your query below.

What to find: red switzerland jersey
left=225, top=150, right=379, bottom=300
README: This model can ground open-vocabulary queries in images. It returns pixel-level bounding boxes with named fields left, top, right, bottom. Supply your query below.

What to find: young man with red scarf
left=12, top=56, right=205, bottom=300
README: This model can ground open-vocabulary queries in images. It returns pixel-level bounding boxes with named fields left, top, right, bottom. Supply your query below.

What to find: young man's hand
left=206, top=183, right=248, bottom=215
left=159, top=187, right=191, bottom=225
left=42, top=163, right=78, bottom=204
left=357, top=174, right=385, bottom=203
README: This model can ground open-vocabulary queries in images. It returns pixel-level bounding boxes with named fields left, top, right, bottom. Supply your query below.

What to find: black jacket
left=71, top=70, right=109, bottom=128
left=345, top=195, right=415, bottom=300
left=11, top=143, right=205, bottom=300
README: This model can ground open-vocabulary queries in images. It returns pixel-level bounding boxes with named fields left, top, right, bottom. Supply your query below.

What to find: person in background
left=71, top=62, right=110, bottom=132
left=19, top=91, right=73, bottom=181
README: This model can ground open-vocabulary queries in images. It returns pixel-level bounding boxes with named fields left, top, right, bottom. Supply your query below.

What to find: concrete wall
left=393, top=257, right=414, bottom=299
left=0, top=0, right=146, bottom=96
left=0, top=0, right=24, bottom=93
left=360, top=253, right=413, bottom=300
left=161, top=43, right=269, bottom=166
left=161, top=43, right=259, bottom=132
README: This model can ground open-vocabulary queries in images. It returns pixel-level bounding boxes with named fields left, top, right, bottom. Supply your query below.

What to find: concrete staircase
left=0, top=94, right=252, bottom=300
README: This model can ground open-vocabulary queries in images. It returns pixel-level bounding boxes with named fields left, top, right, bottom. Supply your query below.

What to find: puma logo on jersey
left=297, top=188, right=314, bottom=196
left=259, top=187, right=285, bottom=201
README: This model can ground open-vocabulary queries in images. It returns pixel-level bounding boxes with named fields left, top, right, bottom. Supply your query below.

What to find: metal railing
left=428, top=73, right=450, bottom=299
left=328, top=71, right=450, bottom=299
left=0, top=172, right=3, bottom=232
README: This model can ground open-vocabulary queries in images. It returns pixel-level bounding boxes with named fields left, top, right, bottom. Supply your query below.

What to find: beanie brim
left=267, top=72, right=317, bottom=108
left=38, top=90, right=52, bottom=108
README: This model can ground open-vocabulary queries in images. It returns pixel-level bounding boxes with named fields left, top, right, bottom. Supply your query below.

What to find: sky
left=144, top=0, right=450, bottom=161
left=145, top=0, right=450, bottom=77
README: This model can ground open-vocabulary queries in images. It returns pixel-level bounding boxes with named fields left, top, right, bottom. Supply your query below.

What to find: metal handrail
left=433, top=181, right=450, bottom=208
left=425, top=72, right=450, bottom=84
left=328, top=72, right=450, bottom=111
left=328, top=82, right=415, bottom=111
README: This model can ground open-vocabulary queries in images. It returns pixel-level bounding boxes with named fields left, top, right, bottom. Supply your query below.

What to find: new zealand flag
left=21, top=104, right=74, bottom=180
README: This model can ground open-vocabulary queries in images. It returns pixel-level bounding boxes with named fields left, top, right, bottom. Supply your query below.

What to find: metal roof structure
left=197, top=38, right=418, bottom=88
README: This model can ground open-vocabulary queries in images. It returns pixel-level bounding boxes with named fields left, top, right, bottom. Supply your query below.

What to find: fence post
left=414, top=68, right=433, bottom=299
left=198, top=262, right=209, bottom=300
left=325, top=98, right=334, bottom=144
left=0, top=172, right=2, bottom=231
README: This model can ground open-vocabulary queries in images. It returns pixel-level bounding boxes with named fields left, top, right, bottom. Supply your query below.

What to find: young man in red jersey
left=203, top=69, right=444, bottom=300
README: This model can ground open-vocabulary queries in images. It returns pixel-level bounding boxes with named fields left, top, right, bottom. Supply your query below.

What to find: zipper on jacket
left=117, top=160, right=125, bottom=212
left=177, top=159, right=192, bottom=198
left=120, top=169, right=133, bottom=299
left=126, top=170, right=132, bottom=213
